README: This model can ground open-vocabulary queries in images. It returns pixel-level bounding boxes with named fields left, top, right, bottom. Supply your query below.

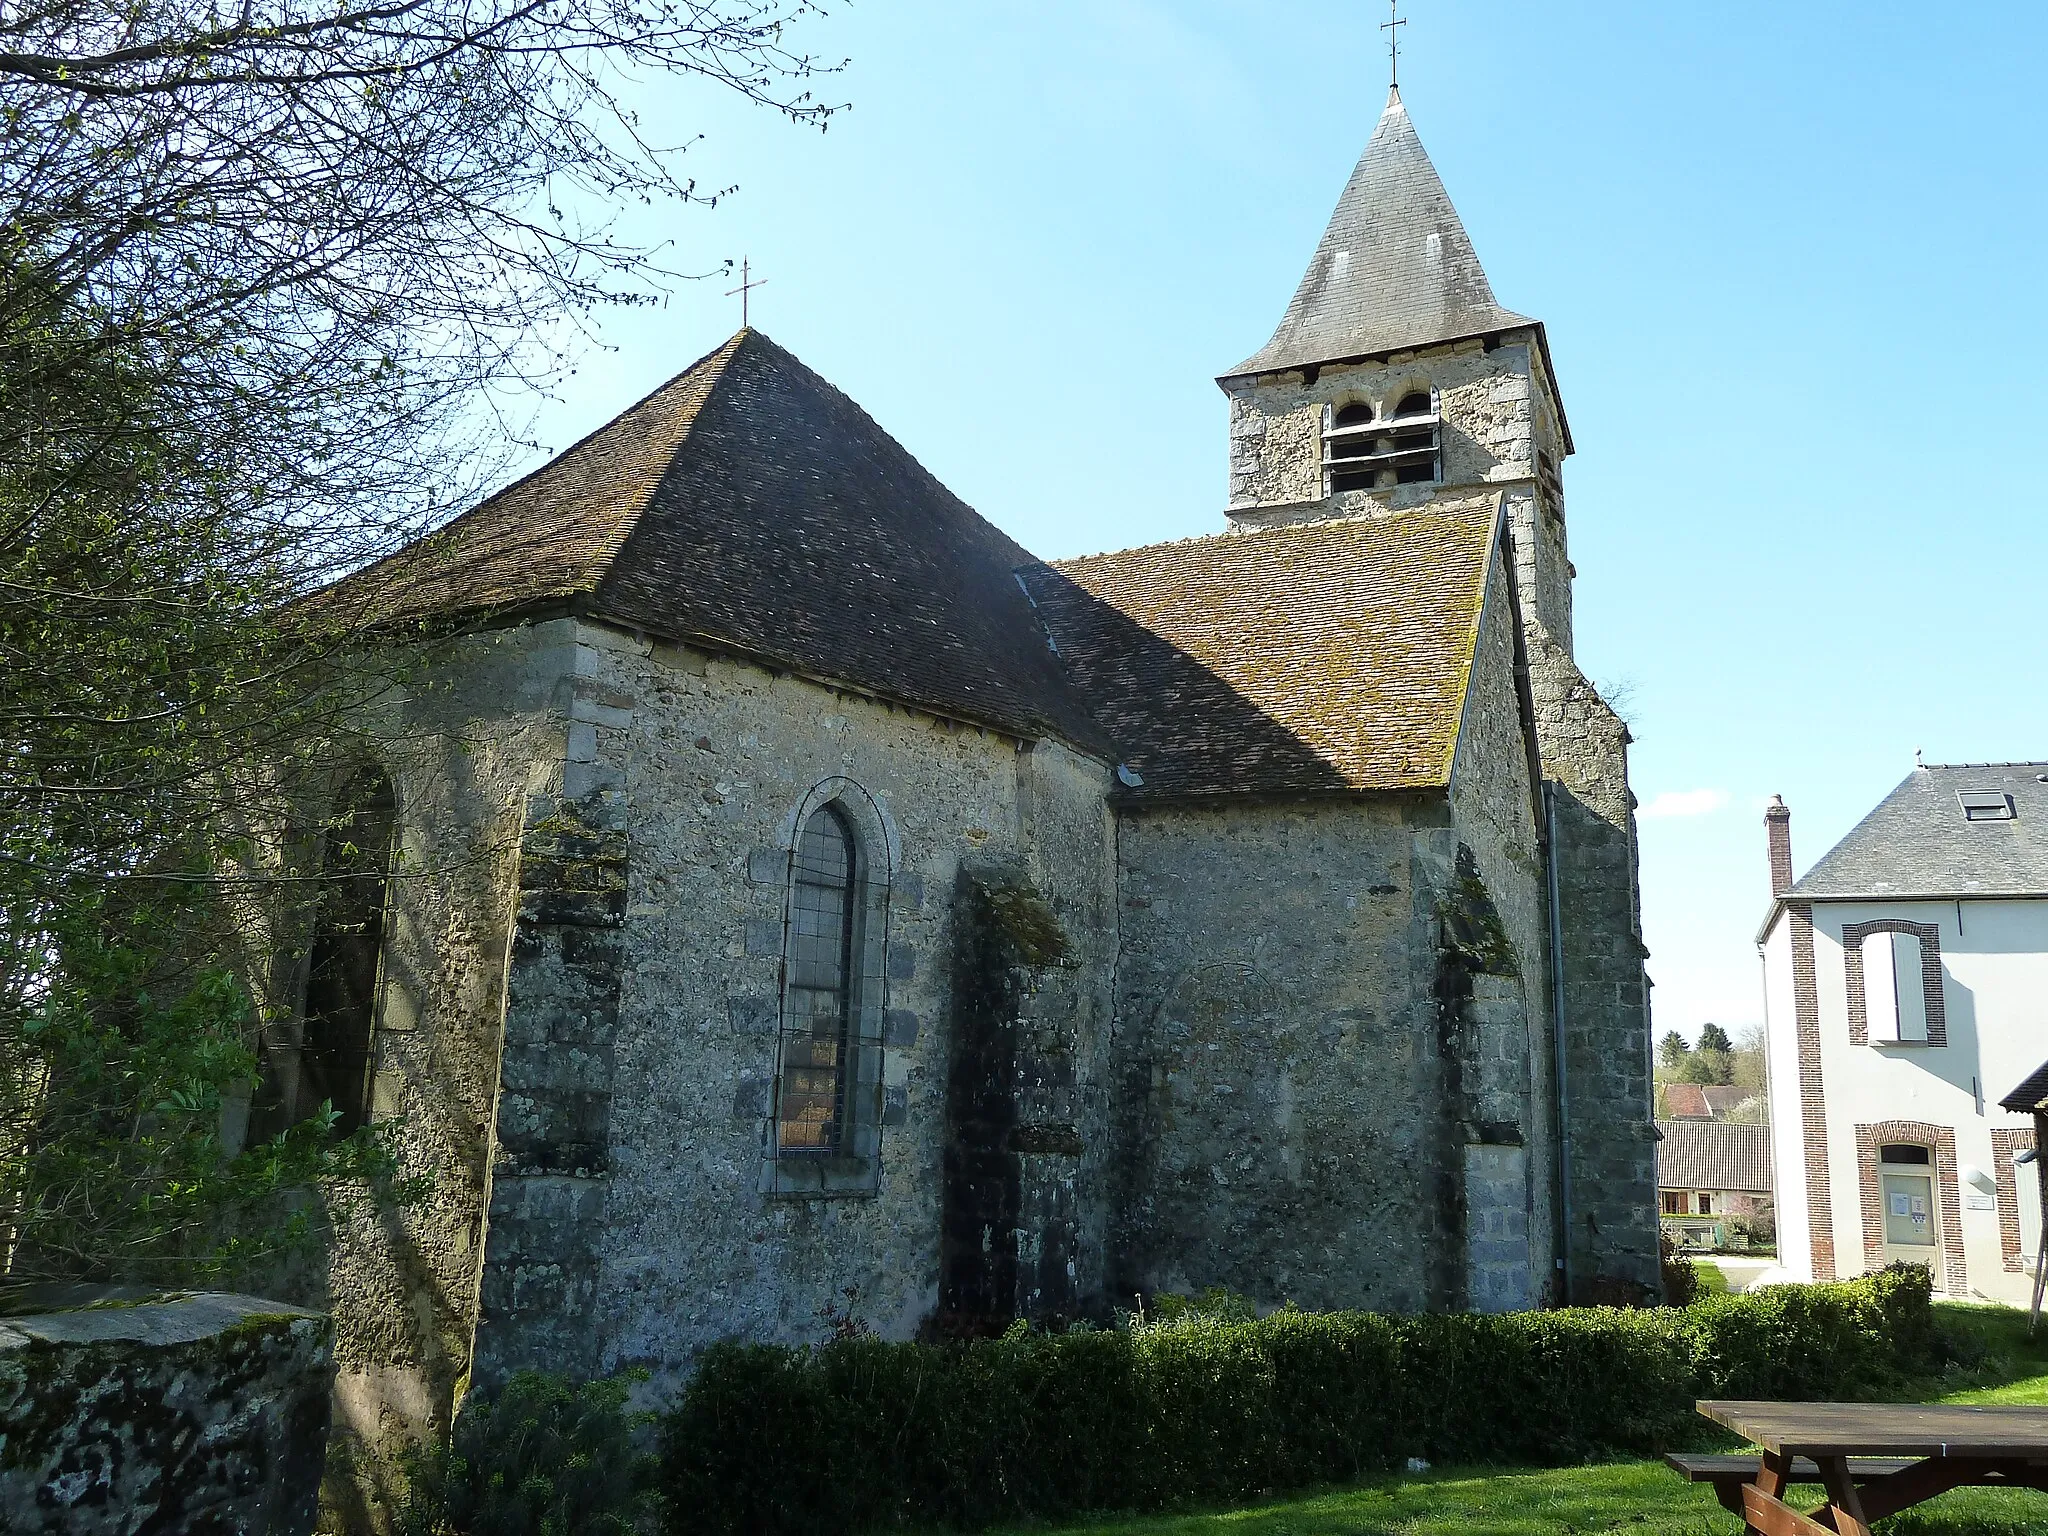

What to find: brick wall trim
left=1992, top=1126, right=2037, bottom=1274
left=1853, top=1121, right=1967, bottom=1295
left=1840, top=919, right=1946, bottom=1047
left=1788, top=902, right=1835, bottom=1280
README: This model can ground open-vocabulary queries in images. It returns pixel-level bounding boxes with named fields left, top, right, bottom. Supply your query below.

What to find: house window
left=1959, top=790, right=2015, bottom=821
left=1696, top=1192, right=1714, bottom=1216
left=1860, top=929, right=1929, bottom=1044
left=299, top=767, right=395, bottom=1133
left=1322, top=390, right=1441, bottom=494
left=1661, top=1190, right=1689, bottom=1216
left=777, top=803, right=861, bottom=1157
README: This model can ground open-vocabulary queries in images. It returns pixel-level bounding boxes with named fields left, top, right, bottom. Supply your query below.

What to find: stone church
left=269, top=87, right=1657, bottom=1459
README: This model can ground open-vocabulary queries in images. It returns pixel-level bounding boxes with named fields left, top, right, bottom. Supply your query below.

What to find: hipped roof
left=323, top=334, right=1499, bottom=801
left=1227, top=87, right=1535, bottom=379
left=320, top=330, right=1107, bottom=751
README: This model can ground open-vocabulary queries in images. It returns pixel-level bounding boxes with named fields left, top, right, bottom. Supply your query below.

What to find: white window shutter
left=1864, top=931, right=1901, bottom=1042
left=1892, top=932, right=1928, bottom=1043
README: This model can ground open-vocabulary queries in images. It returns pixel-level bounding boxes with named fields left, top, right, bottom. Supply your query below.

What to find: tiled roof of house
left=2002, top=1059, right=2048, bottom=1113
left=1661, top=1083, right=1710, bottom=1119
left=1020, top=498, right=1498, bottom=799
left=1793, top=763, right=2048, bottom=899
left=318, top=330, right=1108, bottom=752
left=1657, top=1120, right=1773, bottom=1196
left=1226, top=88, right=1535, bottom=379
left=1663, top=1084, right=1764, bottom=1120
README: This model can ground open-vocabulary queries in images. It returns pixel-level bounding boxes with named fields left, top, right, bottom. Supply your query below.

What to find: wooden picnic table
left=1677, top=1401, right=2048, bottom=1536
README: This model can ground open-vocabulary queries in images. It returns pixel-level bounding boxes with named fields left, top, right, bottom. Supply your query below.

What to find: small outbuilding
left=1656, top=1119, right=1773, bottom=1249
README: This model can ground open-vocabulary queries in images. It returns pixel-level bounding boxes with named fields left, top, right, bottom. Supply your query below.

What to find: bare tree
left=0, top=0, right=842, bottom=1285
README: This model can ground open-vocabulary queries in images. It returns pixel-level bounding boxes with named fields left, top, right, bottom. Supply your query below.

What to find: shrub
left=658, top=1266, right=1939, bottom=1535
left=398, top=1371, right=656, bottom=1536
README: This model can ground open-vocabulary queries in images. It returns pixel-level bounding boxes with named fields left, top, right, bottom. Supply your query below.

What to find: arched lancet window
left=1324, top=401, right=1380, bottom=493
left=778, top=803, right=860, bottom=1156
left=300, top=768, right=395, bottom=1133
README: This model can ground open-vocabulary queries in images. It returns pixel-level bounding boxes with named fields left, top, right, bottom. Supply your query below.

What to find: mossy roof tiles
left=1022, top=500, right=1497, bottom=798
left=326, top=332, right=1497, bottom=799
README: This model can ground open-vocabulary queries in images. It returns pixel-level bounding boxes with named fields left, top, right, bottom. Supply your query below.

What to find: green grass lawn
left=1016, top=1305, right=2048, bottom=1536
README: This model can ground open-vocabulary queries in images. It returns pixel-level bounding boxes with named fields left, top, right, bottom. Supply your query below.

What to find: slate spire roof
left=1227, top=87, right=1535, bottom=378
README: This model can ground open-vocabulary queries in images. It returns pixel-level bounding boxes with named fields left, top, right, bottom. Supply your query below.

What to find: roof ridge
left=1048, top=497, right=1496, bottom=570
left=1917, top=760, right=2048, bottom=770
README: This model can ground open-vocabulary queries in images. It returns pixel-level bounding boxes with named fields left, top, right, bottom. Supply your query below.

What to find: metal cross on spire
left=1380, top=0, right=1406, bottom=89
left=726, top=257, right=768, bottom=327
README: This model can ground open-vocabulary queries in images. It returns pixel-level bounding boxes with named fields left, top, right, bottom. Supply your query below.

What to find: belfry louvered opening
left=1323, top=389, right=1440, bottom=494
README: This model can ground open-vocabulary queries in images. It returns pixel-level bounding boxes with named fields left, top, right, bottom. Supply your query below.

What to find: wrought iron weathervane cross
left=1381, top=0, right=1406, bottom=88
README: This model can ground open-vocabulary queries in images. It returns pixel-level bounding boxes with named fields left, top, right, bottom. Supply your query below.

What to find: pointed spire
left=1226, top=92, right=1534, bottom=378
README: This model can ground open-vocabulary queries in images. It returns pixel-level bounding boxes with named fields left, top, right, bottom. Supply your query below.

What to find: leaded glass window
left=778, top=804, right=859, bottom=1156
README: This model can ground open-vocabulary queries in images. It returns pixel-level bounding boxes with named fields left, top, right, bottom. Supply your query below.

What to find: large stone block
left=0, top=1290, right=332, bottom=1536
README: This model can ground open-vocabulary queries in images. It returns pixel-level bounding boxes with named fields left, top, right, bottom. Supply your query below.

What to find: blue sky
left=530, top=1, right=2048, bottom=1043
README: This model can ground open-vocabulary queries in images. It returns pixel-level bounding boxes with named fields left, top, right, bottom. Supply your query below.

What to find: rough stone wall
left=1109, top=796, right=1529, bottom=1314
left=470, top=621, right=1117, bottom=1394
left=226, top=621, right=563, bottom=1522
left=1221, top=333, right=1573, bottom=652
left=0, top=1290, right=332, bottom=1536
left=1446, top=549, right=1555, bottom=1309
left=938, top=872, right=1086, bottom=1330
left=1525, top=633, right=1660, bottom=1295
left=471, top=787, right=629, bottom=1384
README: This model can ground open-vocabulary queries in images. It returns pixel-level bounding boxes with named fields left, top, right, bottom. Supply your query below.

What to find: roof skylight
left=1958, top=790, right=2016, bottom=822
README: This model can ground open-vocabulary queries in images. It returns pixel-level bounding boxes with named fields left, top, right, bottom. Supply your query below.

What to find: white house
left=1759, top=764, right=2047, bottom=1305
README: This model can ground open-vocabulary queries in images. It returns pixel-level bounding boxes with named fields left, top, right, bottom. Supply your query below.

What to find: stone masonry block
left=884, top=1009, right=920, bottom=1047
left=727, top=995, right=778, bottom=1036
left=743, top=917, right=783, bottom=956
left=746, top=846, right=788, bottom=885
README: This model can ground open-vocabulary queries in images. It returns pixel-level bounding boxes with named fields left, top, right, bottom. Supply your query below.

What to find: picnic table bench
left=1679, top=1401, right=2048, bottom=1536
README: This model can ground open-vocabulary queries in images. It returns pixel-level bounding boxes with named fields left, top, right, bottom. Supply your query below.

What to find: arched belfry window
left=1322, top=389, right=1441, bottom=494
left=777, top=803, right=860, bottom=1156
left=300, top=767, right=395, bottom=1133
left=1324, top=401, right=1379, bottom=493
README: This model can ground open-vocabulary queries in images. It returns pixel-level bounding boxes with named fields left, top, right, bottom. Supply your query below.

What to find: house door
left=1879, top=1143, right=1939, bottom=1265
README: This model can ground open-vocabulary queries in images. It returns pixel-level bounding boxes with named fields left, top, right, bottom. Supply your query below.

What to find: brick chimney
left=1765, top=795, right=1793, bottom=896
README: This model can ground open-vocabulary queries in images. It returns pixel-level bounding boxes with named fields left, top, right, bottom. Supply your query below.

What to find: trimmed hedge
left=659, top=1266, right=1939, bottom=1534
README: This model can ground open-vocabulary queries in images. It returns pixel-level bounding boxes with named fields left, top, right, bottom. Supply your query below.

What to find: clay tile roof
left=1019, top=497, right=1498, bottom=799
left=1226, top=88, right=1535, bottom=379
left=1656, top=1121, right=1773, bottom=1195
left=1662, top=1083, right=1711, bottom=1120
left=318, top=330, right=1108, bottom=751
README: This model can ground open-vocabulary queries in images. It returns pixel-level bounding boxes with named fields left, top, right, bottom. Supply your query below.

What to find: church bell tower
left=1217, top=85, right=1576, bottom=659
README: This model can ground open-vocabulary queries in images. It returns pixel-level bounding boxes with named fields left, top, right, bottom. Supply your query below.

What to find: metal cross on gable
left=725, top=257, right=768, bottom=327
left=1381, top=0, right=1406, bottom=88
